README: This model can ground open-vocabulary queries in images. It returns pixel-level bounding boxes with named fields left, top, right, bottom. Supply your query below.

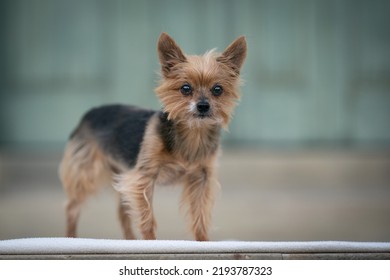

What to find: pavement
left=1, top=148, right=390, bottom=241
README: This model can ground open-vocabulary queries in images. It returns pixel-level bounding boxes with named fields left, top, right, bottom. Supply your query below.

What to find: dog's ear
left=217, top=36, right=247, bottom=75
left=157, top=33, right=187, bottom=77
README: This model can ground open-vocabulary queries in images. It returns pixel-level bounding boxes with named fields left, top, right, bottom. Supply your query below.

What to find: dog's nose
left=196, top=101, right=210, bottom=113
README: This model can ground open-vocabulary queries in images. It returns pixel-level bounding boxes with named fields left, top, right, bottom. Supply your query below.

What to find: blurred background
left=0, top=0, right=389, bottom=241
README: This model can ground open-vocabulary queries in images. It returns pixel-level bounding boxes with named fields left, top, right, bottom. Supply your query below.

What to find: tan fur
left=59, top=33, right=246, bottom=241
left=59, top=136, right=109, bottom=237
left=59, top=128, right=134, bottom=238
left=155, top=51, right=242, bottom=129
left=114, top=115, right=220, bottom=240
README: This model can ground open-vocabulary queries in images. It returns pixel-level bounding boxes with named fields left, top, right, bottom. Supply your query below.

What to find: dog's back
left=72, top=105, right=156, bottom=167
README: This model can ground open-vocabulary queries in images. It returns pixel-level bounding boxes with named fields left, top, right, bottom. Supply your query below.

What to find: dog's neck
left=158, top=112, right=221, bottom=162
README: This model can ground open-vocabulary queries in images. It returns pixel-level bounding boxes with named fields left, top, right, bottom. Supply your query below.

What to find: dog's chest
left=157, top=112, right=220, bottom=163
left=155, top=161, right=188, bottom=186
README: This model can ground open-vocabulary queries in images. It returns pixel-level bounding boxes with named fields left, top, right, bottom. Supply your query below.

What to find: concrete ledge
left=1, top=238, right=389, bottom=260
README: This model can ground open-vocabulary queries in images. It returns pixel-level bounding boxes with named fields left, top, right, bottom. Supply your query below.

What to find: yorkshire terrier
left=59, top=33, right=247, bottom=241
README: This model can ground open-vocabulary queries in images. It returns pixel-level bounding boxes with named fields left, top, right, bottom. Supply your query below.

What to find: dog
left=59, top=32, right=247, bottom=241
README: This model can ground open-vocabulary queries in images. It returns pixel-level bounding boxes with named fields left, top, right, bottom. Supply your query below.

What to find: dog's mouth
left=187, top=112, right=223, bottom=127
left=196, top=112, right=211, bottom=119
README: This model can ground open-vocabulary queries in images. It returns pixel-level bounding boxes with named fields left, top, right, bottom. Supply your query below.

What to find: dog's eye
left=180, top=84, right=192, bottom=96
left=211, top=85, right=223, bottom=96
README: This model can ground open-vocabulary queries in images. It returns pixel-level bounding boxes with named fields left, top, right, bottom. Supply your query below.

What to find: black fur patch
left=75, top=104, right=156, bottom=167
left=157, top=111, right=175, bottom=153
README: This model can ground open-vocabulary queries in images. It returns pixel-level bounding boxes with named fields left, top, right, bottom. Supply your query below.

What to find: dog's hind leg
left=65, top=196, right=85, bottom=238
left=59, top=136, right=110, bottom=238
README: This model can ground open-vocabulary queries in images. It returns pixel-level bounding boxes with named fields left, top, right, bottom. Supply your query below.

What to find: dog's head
left=155, top=33, right=247, bottom=129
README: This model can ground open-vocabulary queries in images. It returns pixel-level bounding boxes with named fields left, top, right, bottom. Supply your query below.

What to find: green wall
left=1, top=0, right=390, bottom=148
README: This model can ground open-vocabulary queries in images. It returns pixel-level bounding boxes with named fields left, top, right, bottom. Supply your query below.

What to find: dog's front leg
left=117, top=171, right=157, bottom=240
left=182, top=166, right=219, bottom=241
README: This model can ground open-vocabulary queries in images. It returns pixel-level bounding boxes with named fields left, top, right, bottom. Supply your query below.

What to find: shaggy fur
left=59, top=32, right=247, bottom=241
